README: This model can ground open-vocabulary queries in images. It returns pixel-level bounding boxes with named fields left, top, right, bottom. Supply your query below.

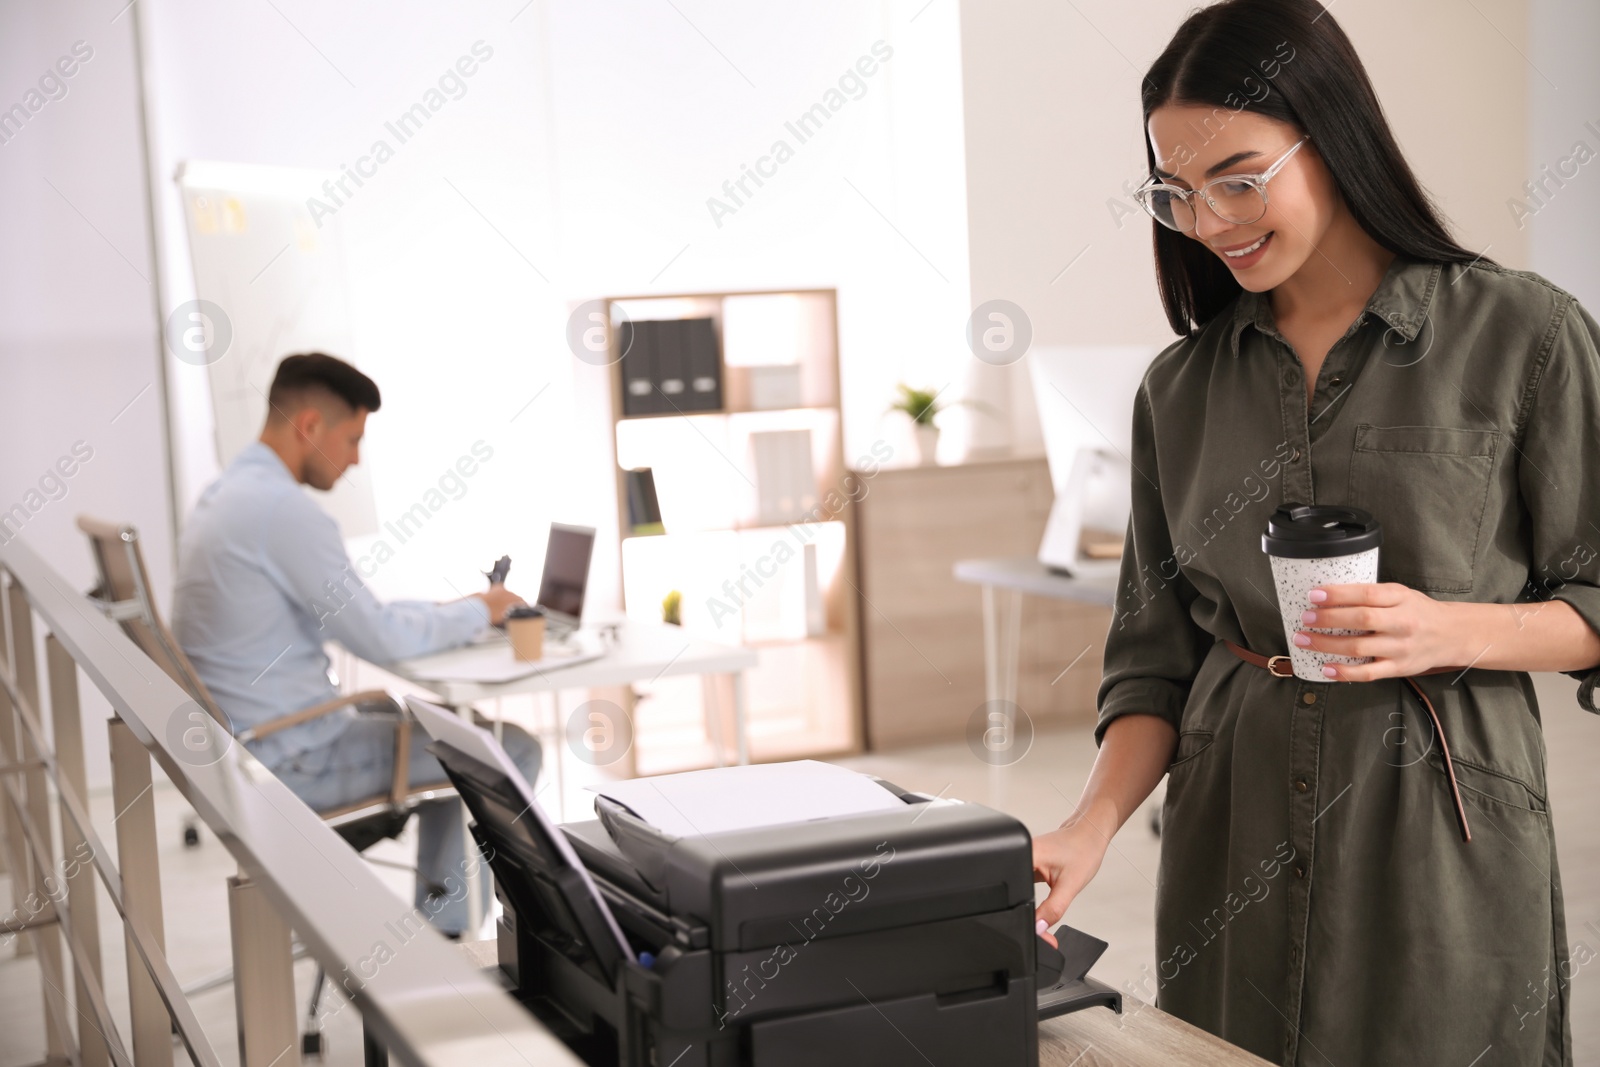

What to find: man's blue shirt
left=173, top=442, right=486, bottom=767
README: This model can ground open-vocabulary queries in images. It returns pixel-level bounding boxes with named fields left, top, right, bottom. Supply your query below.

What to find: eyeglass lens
left=1145, top=180, right=1267, bottom=231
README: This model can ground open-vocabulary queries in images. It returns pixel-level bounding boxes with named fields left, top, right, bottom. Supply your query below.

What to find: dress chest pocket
left=1346, top=424, right=1500, bottom=594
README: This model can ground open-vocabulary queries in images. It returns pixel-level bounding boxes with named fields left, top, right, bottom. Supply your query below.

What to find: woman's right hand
left=1032, top=816, right=1112, bottom=948
left=1032, top=714, right=1178, bottom=948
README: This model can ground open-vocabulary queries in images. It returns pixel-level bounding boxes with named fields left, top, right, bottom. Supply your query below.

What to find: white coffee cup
left=1261, top=504, right=1383, bottom=683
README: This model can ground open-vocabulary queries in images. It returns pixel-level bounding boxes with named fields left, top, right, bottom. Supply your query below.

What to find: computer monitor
left=536, top=523, right=595, bottom=630
left=1028, top=346, right=1157, bottom=574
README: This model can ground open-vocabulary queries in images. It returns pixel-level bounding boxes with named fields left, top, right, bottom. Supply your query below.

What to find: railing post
left=50, top=633, right=109, bottom=1067
left=109, top=716, right=174, bottom=1067
left=228, top=872, right=301, bottom=1067
left=7, top=579, right=69, bottom=1053
left=0, top=570, right=9, bottom=884
left=0, top=676, right=23, bottom=905
left=0, top=572, right=29, bottom=934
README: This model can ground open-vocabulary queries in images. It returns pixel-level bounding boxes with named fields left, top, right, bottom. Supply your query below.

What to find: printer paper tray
left=1036, top=974, right=1122, bottom=1020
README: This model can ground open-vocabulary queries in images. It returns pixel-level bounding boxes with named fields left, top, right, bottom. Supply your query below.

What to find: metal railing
left=0, top=534, right=580, bottom=1067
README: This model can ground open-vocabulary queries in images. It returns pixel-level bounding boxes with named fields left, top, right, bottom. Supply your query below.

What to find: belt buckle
left=1266, top=655, right=1295, bottom=679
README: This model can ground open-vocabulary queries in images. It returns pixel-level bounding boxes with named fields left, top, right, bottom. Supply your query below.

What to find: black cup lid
left=505, top=604, right=545, bottom=619
left=1261, top=503, right=1382, bottom=559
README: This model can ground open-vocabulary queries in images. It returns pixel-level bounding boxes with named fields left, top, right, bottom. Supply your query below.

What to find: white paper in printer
left=588, top=760, right=905, bottom=838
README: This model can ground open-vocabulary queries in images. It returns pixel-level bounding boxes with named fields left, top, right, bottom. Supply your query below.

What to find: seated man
left=173, top=352, right=538, bottom=936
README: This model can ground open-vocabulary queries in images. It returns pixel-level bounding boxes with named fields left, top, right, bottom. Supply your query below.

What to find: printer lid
left=408, top=696, right=634, bottom=987
left=427, top=739, right=631, bottom=986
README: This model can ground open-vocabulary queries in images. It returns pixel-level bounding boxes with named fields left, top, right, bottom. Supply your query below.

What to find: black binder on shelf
left=680, top=317, right=722, bottom=412
left=620, top=318, right=722, bottom=417
left=619, top=319, right=658, bottom=417
left=624, top=468, right=663, bottom=535
left=653, top=319, right=687, bottom=410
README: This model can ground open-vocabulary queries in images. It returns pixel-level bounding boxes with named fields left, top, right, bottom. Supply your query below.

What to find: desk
left=392, top=621, right=758, bottom=772
left=1036, top=995, right=1272, bottom=1065
left=454, top=939, right=1269, bottom=1065
left=953, top=556, right=1118, bottom=711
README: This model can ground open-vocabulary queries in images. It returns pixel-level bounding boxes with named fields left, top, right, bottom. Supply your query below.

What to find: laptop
left=536, top=522, right=595, bottom=639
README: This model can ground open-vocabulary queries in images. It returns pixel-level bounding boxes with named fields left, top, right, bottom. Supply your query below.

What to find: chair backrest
left=76, top=516, right=228, bottom=726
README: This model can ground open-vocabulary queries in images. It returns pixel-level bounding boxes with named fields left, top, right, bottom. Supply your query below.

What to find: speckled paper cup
left=1261, top=504, right=1383, bottom=683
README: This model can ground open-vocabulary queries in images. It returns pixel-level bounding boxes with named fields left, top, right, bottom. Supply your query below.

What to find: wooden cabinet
left=852, top=456, right=1111, bottom=749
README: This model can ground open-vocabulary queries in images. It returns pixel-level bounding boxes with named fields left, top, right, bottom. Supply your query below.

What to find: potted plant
left=888, top=384, right=947, bottom=465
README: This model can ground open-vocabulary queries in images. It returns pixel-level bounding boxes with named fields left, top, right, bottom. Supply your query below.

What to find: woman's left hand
left=1295, top=582, right=1463, bottom=680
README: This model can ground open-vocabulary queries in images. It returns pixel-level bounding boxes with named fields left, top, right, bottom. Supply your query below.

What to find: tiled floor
left=3, top=671, right=1597, bottom=1066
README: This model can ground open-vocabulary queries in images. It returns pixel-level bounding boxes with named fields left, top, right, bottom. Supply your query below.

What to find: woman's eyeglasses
left=1133, top=137, right=1308, bottom=232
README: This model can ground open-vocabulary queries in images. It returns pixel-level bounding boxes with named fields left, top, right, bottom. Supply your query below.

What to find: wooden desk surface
left=1040, top=998, right=1270, bottom=1066
left=459, top=941, right=1268, bottom=1065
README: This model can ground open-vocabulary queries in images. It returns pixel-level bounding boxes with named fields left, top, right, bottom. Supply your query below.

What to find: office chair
left=76, top=516, right=456, bottom=1057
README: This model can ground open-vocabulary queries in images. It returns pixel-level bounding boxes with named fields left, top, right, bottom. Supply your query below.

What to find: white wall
left=1528, top=0, right=1600, bottom=310
left=0, top=6, right=171, bottom=590
left=0, top=5, right=173, bottom=791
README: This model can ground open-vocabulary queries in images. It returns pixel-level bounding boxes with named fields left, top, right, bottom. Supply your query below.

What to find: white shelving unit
left=595, top=288, right=861, bottom=772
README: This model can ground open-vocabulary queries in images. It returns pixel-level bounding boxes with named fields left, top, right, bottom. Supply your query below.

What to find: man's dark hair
left=1141, top=0, right=1486, bottom=336
left=265, top=353, right=381, bottom=421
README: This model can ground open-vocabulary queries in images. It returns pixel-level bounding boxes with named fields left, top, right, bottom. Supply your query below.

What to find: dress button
left=1289, top=447, right=1302, bottom=463
left=1294, top=865, right=1307, bottom=879
left=1301, top=691, right=1317, bottom=705
left=1329, top=376, right=1343, bottom=387
left=1294, top=779, right=1308, bottom=793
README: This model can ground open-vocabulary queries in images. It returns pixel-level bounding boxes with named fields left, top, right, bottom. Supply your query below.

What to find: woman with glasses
left=1031, top=1, right=1599, bottom=1064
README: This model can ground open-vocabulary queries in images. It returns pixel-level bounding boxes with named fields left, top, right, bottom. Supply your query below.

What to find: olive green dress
left=1096, top=254, right=1600, bottom=1065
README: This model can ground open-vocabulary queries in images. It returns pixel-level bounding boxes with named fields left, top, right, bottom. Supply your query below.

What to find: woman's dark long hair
left=1143, top=0, right=1485, bottom=336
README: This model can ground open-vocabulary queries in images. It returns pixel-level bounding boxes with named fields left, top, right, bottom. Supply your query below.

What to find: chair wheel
left=302, top=1032, right=326, bottom=1058
left=183, top=825, right=201, bottom=848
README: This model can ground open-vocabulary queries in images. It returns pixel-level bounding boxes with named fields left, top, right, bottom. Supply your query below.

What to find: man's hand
left=1294, top=582, right=1460, bottom=680
left=475, top=585, right=527, bottom=626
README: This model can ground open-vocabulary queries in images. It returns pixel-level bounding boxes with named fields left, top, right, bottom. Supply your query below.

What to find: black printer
left=427, top=741, right=1119, bottom=1067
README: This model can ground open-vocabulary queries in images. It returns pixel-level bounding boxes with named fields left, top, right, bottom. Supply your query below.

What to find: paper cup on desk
left=505, top=605, right=546, bottom=662
left=1261, top=504, right=1382, bottom=683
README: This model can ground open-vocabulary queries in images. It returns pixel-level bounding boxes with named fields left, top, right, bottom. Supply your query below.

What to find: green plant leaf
left=888, top=382, right=943, bottom=425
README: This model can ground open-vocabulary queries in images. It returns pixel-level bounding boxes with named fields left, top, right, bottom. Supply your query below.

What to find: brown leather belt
left=1223, top=640, right=1472, bottom=843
